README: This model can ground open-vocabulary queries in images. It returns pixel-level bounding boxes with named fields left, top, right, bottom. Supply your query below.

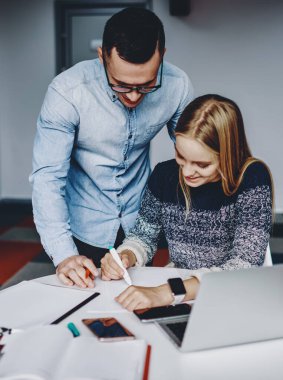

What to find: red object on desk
left=153, top=248, right=169, bottom=267
left=143, top=345, right=151, bottom=380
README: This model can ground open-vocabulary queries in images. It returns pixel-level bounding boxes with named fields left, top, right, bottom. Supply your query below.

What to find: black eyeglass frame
left=103, top=58, right=163, bottom=94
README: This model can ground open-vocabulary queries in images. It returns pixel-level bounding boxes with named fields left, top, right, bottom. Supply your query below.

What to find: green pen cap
left=67, top=322, right=80, bottom=337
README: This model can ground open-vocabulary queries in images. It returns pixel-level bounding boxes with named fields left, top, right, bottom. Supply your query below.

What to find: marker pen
left=109, top=246, right=132, bottom=286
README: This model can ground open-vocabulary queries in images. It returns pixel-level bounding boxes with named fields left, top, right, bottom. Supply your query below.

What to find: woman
left=101, top=94, right=273, bottom=311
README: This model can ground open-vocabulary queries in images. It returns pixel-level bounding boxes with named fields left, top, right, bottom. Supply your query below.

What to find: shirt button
left=129, top=133, right=132, bottom=139
left=119, top=211, right=122, bottom=217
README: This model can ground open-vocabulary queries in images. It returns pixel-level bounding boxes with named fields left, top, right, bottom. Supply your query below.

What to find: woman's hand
left=115, top=284, right=174, bottom=311
left=101, top=249, right=136, bottom=281
left=115, top=277, right=200, bottom=310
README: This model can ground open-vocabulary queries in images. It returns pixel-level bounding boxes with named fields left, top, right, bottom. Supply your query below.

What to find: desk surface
left=2, top=267, right=283, bottom=380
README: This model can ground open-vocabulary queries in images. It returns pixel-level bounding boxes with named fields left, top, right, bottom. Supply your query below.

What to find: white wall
left=151, top=0, right=283, bottom=211
left=0, top=0, right=55, bottom=199
left=0, top=0, right=282, bottom=210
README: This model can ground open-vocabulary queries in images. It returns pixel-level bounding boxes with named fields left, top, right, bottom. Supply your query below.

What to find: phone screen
left=134, top=303, right=192, bottom=322
left=82, top=318, right=135, bottom=341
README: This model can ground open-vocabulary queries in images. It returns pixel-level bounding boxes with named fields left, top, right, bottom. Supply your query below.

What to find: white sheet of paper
left=34, top=275, right=94, bottom=292
left=35, top=267, right=192, bottom=313
left=34, top=272, right=127, bottom=313
left=87, top=267, right=191, bottom=313
left=0, top=281, right=98, bottom=328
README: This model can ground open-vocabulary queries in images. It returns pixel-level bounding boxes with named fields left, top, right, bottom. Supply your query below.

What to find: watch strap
left=167, top=277, right=186, bottom=306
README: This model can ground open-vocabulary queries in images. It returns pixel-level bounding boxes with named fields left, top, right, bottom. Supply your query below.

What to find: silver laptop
left=157, top=264, right=283, bottom=352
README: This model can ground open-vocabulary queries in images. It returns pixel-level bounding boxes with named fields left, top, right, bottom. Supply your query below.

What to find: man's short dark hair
left=102, top=7, right=165, bottom=64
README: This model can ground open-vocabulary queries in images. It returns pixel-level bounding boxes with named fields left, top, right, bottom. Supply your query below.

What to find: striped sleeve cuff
left=116, top=240, right=148, bottom=267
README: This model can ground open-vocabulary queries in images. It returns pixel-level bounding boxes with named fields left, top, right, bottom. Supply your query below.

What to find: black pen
left=51, top=292, right=100, bottom=325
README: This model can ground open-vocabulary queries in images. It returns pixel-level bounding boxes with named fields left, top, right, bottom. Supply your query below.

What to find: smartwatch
left=167, top=277, right=186, bottom=306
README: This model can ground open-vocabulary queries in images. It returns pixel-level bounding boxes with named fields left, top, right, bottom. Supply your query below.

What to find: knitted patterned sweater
left=117, top=159, right=272, bottom=277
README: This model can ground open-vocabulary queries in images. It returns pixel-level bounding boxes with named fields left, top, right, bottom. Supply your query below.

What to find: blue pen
left=67, top=322, right=80, bottom=337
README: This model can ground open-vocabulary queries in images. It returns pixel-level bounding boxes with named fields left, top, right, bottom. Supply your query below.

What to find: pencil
left=51, top=292, right=100, bottom=325
left=85, top=268, right=91, bottom=279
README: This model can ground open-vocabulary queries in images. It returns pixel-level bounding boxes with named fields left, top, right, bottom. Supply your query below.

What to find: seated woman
left=101, top=94, right=273, bottom=310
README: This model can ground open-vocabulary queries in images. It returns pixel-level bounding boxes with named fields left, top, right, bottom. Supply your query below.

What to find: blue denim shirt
left=29, top=58, right=194, bottom=266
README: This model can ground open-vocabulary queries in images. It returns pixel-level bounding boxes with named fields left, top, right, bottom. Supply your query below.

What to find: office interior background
left=0, top=0, right=282, bottom=288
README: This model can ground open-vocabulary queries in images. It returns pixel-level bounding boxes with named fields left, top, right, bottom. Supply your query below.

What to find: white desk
left=2, top=267, right=283, bottom=380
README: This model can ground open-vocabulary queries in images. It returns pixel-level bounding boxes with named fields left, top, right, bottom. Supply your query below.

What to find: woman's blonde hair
left=175, top=94, right=272, bottom=211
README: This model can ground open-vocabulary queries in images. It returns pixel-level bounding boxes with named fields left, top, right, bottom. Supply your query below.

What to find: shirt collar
left=99, top=61, right=119, bottom=102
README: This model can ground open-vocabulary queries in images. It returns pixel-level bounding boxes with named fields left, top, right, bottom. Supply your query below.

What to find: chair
left=152, top=248, right=169, bottom=267
left=263, top=243, right=273, bottom=267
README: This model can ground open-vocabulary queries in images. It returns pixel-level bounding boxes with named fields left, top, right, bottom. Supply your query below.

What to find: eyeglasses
left=103, top=59, right=163, bottom=94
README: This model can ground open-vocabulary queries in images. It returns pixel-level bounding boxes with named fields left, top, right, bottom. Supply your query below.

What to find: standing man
left=30, top=7, right=194, bottom=288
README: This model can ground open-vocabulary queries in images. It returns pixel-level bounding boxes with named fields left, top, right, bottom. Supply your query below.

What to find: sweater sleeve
left=190, top=161, right=273, bottom=282
left=117, top=164, right=164, bottom=266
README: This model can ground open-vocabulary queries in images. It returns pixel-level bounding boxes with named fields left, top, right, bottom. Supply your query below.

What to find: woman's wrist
left=157, top=283, right=175, bottom=306
left=157, top=277, right=200, bottom=306
left=183, top=277, right=200, bottom=301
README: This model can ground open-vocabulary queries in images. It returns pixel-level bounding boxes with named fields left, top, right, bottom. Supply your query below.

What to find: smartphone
left=134, top=303, right=192, bottom=323
left=82, top=318, right=135, bottom=341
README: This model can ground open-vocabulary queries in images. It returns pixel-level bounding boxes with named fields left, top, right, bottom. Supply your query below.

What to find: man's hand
left=100, top=249, right=136, bottom=281
left=56, top=255, right=99, bottom=288
left=115, top=284, right=173, bottom=311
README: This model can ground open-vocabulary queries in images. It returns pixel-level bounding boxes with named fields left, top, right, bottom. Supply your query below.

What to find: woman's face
left=175, top=135, right=220, bottom=187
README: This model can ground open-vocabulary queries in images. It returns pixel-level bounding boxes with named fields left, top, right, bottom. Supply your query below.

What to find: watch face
left=168, top=278, right=186, bottom=296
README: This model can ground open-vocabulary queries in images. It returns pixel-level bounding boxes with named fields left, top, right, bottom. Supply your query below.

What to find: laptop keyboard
left=166, top=321, right=187, bottom=342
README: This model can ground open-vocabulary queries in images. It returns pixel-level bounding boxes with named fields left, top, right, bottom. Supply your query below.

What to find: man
left=30, top=7, right=194, bottom=288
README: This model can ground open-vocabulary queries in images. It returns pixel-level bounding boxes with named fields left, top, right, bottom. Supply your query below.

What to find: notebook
left=156, top=264, right=283, bottom=352
left=0, top=325, right=151, bottom=380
